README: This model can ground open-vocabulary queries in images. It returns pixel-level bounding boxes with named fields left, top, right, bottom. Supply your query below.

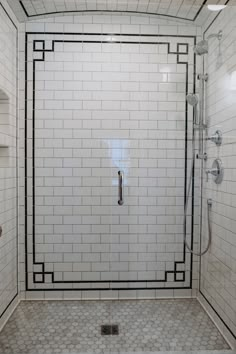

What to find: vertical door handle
left=118, top=171, right=124, bottom=205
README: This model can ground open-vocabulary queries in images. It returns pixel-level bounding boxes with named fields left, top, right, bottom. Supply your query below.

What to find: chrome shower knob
left=207, top=130, right=222, bottom=146
left=206, top=158, right=224, bottom=184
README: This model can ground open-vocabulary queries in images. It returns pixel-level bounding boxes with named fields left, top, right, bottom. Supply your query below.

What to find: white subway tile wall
left=200, top=4, right=236, bottom=342
left=19, top=15, right=201, bottom=299
left=0, top=1, right=18, bottom=326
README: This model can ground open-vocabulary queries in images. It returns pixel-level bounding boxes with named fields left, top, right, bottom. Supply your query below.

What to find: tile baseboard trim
left=197, top=292, right=236, bottom=349
left=0, top=295, right=19, bottom=333
left=22, top=292, right=196, bottom=301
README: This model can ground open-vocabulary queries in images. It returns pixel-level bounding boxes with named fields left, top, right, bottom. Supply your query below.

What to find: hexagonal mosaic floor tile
left=0, top=299, right=230, bottom=353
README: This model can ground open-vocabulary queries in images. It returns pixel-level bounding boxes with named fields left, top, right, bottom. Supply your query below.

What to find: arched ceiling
left=6, top=0, right=230, bottom=23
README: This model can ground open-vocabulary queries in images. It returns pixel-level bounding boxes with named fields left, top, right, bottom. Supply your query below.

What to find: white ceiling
left=6, top=0, right=230, bottom=23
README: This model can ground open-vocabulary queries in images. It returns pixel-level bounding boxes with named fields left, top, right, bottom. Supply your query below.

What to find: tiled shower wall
left=0, top=1, right=18, bottom=328
left=20, top=14, right=202, bottom=299
left=199, top=2, right=236, bottom=344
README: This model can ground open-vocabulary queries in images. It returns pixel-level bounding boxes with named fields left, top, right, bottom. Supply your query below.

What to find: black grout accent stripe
left=193, top=0, right=208, bottom=21
left=15, top=9, right=19, bottom=304
left=25, top=32, right=28, bottom=291
left=200, top=290, right=236, bottom=340
left=19, top=0, right=28, bottom=17
left=18, top=2, right=191, bottom=21
left=18, top=0, right=226, bottom=22
left=191, top=36, right=197, bottom=290
left=0, top=294, right=18, bottom=319
left=25, top=32, right=196, bottom=291
left=27, top=32, right=197, bottom=38
left=33, top=271, right=187, bottom=284
left=0, top=2, right=17, bottom=29
left=26, top=286, right=192, bottom=292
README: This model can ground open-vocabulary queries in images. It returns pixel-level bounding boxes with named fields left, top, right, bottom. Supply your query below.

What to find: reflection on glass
left=104, top=139, right=130, bottom=185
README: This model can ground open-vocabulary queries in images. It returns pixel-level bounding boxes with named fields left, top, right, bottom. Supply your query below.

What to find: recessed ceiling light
left=207, top=5, right=227, bottom=11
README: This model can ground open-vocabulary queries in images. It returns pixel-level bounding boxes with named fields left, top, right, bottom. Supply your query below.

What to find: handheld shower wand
left=184, top=94, right=212, bottom=256
left=186, top=94, right=198, bottom=125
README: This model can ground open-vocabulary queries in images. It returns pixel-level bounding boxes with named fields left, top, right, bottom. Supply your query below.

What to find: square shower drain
left=101, top=324, right=119, bottom=335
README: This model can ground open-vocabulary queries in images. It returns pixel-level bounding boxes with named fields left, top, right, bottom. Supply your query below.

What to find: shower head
left=193, top=40, right=208, bottom=56
left=186, top=93, right=198, bottom=106
left=193, top=30, right=223, bottom=56
left=207, top=30, right=223, bottom=41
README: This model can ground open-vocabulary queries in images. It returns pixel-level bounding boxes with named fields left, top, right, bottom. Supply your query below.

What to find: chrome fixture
left=207, top=30, right=223, bottom=41
left=186, top=93, right=207, bottom=130
left=207, top=198, right=213, bottom=207
left=186, top=94, right=199, bottom=127
left=194, top=30, right=222, bottom=56
left=197, top=73, right=208, bottom=82
left=118, top=171, right=124, bottom=205
left=194, top=40, right=208, bottom=56
left=196, top=152, right=208, bottom=161
left=207, top=130, right=222, bottom=146
left=184, top=30, right=221, bottom=257
left=184, top=90, right=212, bottom=256
left=184, top=192, right=212, bottom=256
left=206, top=158, right=224, bottom=183
left=193, top=123, right=207, bottom=130
left=186, top=93, right=198, bottom=107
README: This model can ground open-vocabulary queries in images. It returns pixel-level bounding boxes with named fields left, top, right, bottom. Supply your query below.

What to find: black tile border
left=0, top=1, right=17, bottom=29
left=200, top=290, right=236, bottom=340
left=19, top=0, right=202, bottom=21
left=19, top=0, right=228, bottom=22
left=0, top=2, right=19, bottom=319
left=25, top=32, right=196, bottom=291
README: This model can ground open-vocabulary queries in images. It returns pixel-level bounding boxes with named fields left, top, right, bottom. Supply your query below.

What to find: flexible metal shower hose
left=183, top=120, right=212, bottom=256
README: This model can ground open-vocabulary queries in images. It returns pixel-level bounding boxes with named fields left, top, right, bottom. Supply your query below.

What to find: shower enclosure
left=0, top=0, right=236, bottom=353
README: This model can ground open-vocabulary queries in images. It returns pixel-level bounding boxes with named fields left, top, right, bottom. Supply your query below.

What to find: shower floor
left=0, top=299, right=230, bottom=354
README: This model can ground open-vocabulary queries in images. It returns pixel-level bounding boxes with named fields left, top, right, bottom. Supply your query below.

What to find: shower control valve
left=206, top=130, right=222, bottom=146
left=206, top=168, right=219, bottom=182
left=206, top=158, right=224, bottom=184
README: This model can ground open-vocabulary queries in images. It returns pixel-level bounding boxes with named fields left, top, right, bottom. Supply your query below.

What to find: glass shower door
left=107, top=37, right=195, bottom=351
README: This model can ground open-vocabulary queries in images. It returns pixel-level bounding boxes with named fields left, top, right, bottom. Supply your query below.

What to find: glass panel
left=108, top=37, right=195, bottom=351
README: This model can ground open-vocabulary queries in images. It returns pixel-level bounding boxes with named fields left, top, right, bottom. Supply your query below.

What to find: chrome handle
left=205, top=159, right=224, bottom=184
left=206, top=168, right=218, bottom=176
left=206, top=130, right=222, bottom=146
left=118, top=171, right=124, bottom=205
left=207, top=198, right=213, bottom=207
left=206, top=168, right=218, bottom=182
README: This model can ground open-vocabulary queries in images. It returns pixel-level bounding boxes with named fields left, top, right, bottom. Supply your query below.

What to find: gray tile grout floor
left=0, top=299, right=231, bottom=354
